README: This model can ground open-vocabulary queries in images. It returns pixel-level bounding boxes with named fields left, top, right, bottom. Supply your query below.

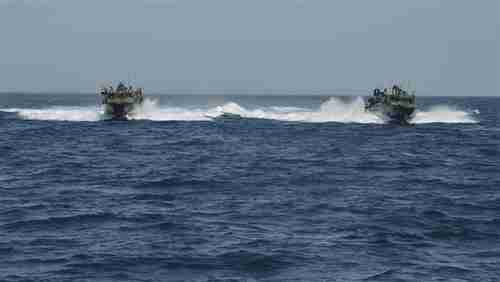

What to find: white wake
left=3, top=107, right=102, bottom=122
left=204, top=97, right=383, bottom=123
left=131, top=99, right=210, bottom=121
left=411, top=105, right=477, bottom=124
left=1, top=97, right=478, bottom=124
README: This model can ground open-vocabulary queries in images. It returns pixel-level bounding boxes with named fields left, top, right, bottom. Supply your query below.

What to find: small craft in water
left=99, top=82, right=144, bottom=120
left=365, top=84, right=416, bottom=125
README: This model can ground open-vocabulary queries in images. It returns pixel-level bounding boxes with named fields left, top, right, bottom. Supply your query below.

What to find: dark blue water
left=1, top=94, right=499, bottom=281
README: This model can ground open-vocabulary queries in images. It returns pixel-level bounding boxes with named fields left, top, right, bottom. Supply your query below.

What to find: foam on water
left=207, top=97, right=383, bottom=123
left=1, top=97, right=478, bottom=124
left=412, top=105, right=478, bottom=124
left=8, top=107, right=102, bottom=122
left=130, top=99, right=210, bottom=121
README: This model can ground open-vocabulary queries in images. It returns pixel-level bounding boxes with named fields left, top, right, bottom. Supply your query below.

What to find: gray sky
left=0, top=0, right=498, bottom=95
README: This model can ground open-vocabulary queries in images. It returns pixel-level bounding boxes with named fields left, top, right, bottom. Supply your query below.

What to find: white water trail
left=206, top=97, right=383, bottom=123
left=1, top=97, right=479, bottom=124
left=411, top=105, right=477, bottom=124
left=130, top=99, right=210, bottom=121
left=12, top=107, right=102, bottom=122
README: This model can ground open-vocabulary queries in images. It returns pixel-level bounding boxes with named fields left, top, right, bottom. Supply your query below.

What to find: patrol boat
left=365, top=84, right=416, bottom=125
left=99, top=82, right=144, bottom=120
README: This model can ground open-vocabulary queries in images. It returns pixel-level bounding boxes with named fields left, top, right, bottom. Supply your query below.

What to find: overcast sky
left=0, top=0, right=498, bottom=95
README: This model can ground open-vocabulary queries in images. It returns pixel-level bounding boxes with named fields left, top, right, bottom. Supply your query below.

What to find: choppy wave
left=0, top=95, right=497, bottom=282
left=1, top=97, right=478, bottom=124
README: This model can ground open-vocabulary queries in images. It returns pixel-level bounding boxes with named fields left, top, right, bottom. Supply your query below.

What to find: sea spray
left=131, top=98, right=210, bottom=121
left=15, top=107, right=102, bottom=122
left=411, top=105, right=477, bottom=124
left=207, top=97, right=383, bottom=123
left=3, top=97, right=478, bottom=124
left=308, top=97, right=382, bottom=123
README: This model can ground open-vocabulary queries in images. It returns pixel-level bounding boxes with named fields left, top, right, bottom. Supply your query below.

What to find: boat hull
left=366, top=102, right=416, bottom=125
left=104, top=102, right=141, bottom=120
left=365, top=86, right=416, bottom=125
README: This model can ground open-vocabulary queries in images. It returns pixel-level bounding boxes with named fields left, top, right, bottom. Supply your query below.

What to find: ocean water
left=0, top=93, right=499, bottom=282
